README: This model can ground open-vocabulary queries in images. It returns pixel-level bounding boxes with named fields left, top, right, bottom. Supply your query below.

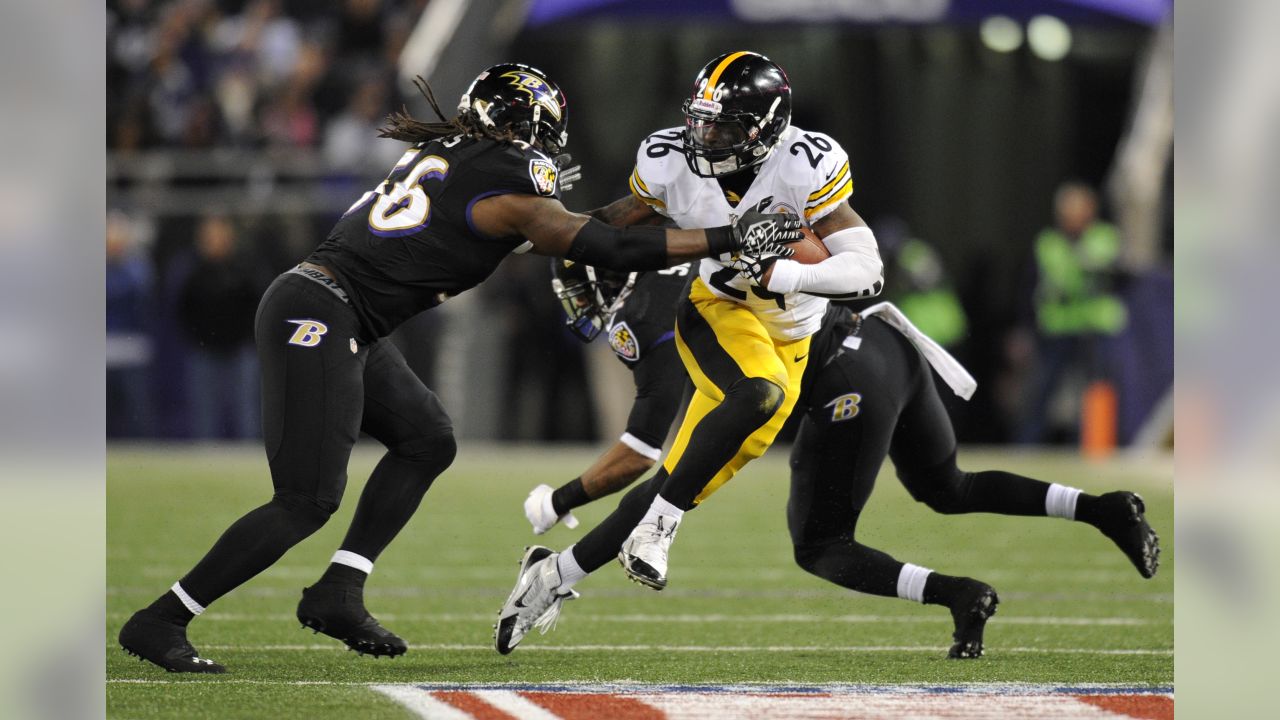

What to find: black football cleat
left=946, top=580, right=999, bottom=659
left=118, top=610, right=226, bottom=673
left=296, top=584, right=407, bottom=658
left=1093, top=492, right=1160, bottom=579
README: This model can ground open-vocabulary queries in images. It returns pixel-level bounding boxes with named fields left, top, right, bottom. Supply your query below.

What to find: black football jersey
left=308, top=135, right=562, bottom=339
left=798, top=303, right=860, bottom=403
left=602, top=264, right=695, bottom=456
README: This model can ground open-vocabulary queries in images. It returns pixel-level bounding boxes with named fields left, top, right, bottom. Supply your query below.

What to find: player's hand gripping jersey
left=309, top=135, right=562, bottom=339
left=629, top=125, right=854, bottom=341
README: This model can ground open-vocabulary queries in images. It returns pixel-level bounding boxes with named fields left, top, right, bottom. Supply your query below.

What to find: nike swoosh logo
left=794, top=353, right=808, bottom=362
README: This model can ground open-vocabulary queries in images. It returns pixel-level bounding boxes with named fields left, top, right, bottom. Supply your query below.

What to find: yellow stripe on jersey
left=631, top=167, right=655, bottom=196
left=804, top=178, right=854, bottom=218
left=807, top=161, right=851, bottom=201
left=703, top=51, right=752, bottom=99
left=629, top=170, right=666, bottom=209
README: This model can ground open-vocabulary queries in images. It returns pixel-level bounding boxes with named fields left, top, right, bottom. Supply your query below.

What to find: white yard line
left=117, top=642, right=1172, bottom=655
left=112, top=679, right=1175, bottom=692
left=105, top=611, right=1167, bottom=626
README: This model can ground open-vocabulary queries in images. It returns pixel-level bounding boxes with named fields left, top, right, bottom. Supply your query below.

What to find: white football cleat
left=494, top=546, right=579, bottom=655
left=618, top=514, right=680, bottom=590
left=524, top=484, right=579, bottom=535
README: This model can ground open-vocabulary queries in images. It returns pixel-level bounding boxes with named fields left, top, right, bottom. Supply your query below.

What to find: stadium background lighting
left=980, top=15, right=1024, bottom=54
left=1028, top=15, right=1073, bottom=61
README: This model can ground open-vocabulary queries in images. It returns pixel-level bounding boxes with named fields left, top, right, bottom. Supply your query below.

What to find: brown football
left=789, top=225, right=832, bottom=264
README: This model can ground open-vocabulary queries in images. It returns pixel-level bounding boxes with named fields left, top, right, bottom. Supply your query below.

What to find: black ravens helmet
left=550, top=259, right=634, bottom=342
left=458, top=63, right=569, bottom=154
left=681, top=51, right=792, bottom=177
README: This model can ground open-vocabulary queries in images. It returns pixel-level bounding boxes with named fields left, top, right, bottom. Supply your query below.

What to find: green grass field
left=107, top=444, right=1173, bottom=718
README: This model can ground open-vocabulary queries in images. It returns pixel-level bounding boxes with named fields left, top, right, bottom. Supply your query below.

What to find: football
left=789, top=225, right=832, bottom=264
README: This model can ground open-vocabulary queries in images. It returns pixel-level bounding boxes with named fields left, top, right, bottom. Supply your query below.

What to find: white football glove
left=524, top=483, right=580, bottom=535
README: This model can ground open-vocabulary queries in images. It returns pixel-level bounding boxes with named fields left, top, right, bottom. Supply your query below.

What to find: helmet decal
left=681, top=51, right=792, bottom=177
left=701, top=50, right=754, bottom=100
left=459, top=63, right=569, bottom=155
left=500, top=70, right=563, bottom=122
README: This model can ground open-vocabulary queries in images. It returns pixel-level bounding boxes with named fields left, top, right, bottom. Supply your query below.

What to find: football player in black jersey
left=495, top=246, right=1160, bottom=661
left=118, top=63, right=807, bottom=674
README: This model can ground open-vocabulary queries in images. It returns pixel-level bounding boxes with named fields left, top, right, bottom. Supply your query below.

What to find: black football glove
left=731, top=253, right=781, bottom=286
left=730, top=210, right=803, bottom=258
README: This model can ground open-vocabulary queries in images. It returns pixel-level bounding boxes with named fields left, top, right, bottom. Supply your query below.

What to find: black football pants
left=179, top=272, right=455, bottom=608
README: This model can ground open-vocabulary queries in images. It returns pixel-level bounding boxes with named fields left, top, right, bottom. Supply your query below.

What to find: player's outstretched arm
left=525, top=443, right=656, bottom=535
left=471, top=193, right=801, bottom=271
left=587, top=194, right=667, bottom=228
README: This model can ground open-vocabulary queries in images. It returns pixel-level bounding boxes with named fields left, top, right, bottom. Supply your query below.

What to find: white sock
left=171, top=582, right=206, bottom=616
left=1045, top=483, right=1082, bottom=520
left=556, top=546, right=588, bottom=590
left=642, top=494, right=685, bottom=525
left=896, top=563, right=933, bottom=603
left=331, top=550, right=374, bottom=575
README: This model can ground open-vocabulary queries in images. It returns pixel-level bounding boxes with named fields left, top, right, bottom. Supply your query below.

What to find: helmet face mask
left=681, top=52, right=792, bottom=178
left=458, top=63, right=568, bottom=155
left=550, top=260, right=633, bottom=342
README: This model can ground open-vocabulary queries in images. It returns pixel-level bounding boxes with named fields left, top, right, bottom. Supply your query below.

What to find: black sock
left=661, top=378, right=781, bottom=509
left=922, top=572, right=971, bottom=607
left=315, top=563, right=368, bottom=590
left=146, top=590, right=195, bottom=627
left=794, top=540, right=904, bottom=598
left=337, top=440, right=452, bottom=561
left=178, top=495, right=330, bottom=607
left=1072, top=493, right=1104, bottom=526
left=551, top=478, right=590, bottom=515
left=573, top=471, right=667, bottom=572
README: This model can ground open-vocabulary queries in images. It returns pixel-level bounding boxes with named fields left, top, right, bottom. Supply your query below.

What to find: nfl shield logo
left=529, top=158, right=558, bottom=196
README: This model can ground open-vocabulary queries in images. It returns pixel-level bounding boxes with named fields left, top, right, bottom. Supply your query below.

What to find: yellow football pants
left=662, top=277, right=811, bottom=505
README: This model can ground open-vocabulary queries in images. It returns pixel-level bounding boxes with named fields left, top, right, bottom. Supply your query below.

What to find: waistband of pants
left=287, top=264, right=349, bottom=305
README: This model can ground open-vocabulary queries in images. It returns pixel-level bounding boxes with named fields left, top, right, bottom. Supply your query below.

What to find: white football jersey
left=629, top=125, right=854, bottom=341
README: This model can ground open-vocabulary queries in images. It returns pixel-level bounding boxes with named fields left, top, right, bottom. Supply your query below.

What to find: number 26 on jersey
left=343, top=150, right=451, bottom=237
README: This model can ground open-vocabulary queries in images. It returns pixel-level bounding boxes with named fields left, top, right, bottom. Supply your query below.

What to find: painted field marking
left=107, top=586, right=1175, bottom=603
left=105, top=610, right=1166, bottom=626
left=108, top=680, right=1174, bottom=694
left=117, top=642, right=1172, bottom=656
left=361, top=684, right=1175, bottom=720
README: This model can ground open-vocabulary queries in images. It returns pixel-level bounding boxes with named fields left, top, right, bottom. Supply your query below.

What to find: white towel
left=860, top=302, right=978, bottom=400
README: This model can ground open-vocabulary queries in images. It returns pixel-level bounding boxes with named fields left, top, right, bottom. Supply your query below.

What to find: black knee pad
left=793, top=543, right=824, bottom=575
left=898, top=454, right=969, bottom=514
left=726, top=376, right=786, bottom=423
left=270, top=490, right=336, bottom=531
left=392, top=429, right=458, bottom=476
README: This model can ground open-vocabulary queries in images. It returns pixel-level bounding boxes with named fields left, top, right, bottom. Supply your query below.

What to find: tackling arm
left=470, top=193, right=737, bottom=270
left=587, top=193, right=668, bottom=227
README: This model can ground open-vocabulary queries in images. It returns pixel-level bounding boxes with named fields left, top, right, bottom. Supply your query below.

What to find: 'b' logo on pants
left=825, top=393, right=862, bottom=422
left=287, top=319, right=329, bottom=347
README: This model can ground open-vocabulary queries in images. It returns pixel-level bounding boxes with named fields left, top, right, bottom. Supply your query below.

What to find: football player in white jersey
left=609, top=51, right=887, bottom=590
left=494, top=51, right=886, bottom=650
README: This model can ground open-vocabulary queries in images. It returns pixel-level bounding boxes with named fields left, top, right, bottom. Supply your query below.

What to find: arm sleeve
left=568, top=219, right=735, bottom=271
left=621, top=340, right=689, bottom=458
left=766, top=226, right=885, bottom=299
left=567, top=219, right=670, bottom=271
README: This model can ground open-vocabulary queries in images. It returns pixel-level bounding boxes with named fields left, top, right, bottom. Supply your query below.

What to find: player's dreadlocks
left=378, top=76, right=518, bottom=145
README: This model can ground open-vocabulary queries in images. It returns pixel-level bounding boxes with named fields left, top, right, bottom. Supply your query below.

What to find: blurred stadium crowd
left=106, top=0, right=1172, bottom=449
